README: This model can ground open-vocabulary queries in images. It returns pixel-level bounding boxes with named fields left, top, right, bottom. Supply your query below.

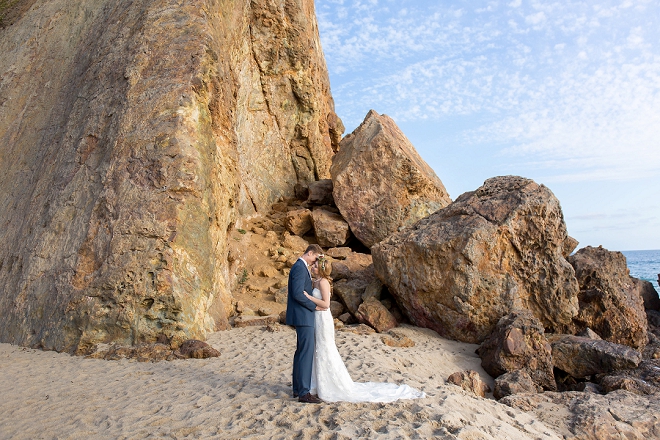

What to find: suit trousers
left=292, top=325, right=315, bottom=397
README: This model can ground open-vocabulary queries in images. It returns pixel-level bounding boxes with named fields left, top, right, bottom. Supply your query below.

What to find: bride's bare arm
left=303, top=290, right=325, bottom=307
left=303, top=279, right=331, bottom=309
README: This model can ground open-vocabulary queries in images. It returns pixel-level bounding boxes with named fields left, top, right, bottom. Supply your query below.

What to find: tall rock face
left=0, top=0, right=342, bottom=353
left=331, top=110, right=452, bottom=249
left=373, top=176, right=579, bottom=343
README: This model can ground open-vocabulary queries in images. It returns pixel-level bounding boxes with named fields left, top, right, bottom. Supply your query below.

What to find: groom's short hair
left=304, top=244, right=323, bottom=255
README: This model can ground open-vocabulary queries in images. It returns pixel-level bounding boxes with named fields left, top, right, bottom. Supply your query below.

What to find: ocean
left=622, top=249, right=660, bottom=291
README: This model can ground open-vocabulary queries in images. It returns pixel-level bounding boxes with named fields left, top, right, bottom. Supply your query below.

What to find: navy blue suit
left=286, top=258, right=317, bottom=397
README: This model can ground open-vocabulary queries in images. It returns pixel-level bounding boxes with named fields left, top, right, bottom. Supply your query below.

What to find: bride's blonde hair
left=316, top=256, right=332, bottom=281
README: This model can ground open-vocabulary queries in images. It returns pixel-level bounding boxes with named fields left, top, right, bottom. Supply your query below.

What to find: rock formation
left=567, top=246, right=648, bottom=349
left=331, top=110, right=452, bottom=249
left=0, top=0, right=342, bottom=353
left=446, top=370, right=491, bottom=398
left=634, top=277, right=660, bottom=311
left=493, top=370, right=542, bottom=400
left=501, top=391, right=660, bottom=439
left=548, top=334, right=642, bottom=378
left=477, top=310, right=556, bottom=391
left=373, top=176, right=579, bottom=343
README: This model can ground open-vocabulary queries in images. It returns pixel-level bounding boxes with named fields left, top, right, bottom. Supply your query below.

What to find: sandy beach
left=0, top=325, right=561, bottom=439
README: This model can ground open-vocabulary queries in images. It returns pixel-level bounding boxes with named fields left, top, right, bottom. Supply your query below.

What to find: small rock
left=340, top=324, right=376, bottom=335
left=285, top=208, right=313, bottom=237
left=312, top=207, right=351, bottom=247
left=356, top=297, right=398, bottom=333
left=381, top=330, right=415, bottom=348
left=494, top=370, right=541, bottom=400
left=234, top=315, right=279, bottom=328
left=329, top=300, right=345, bottom=318
left=338, top=312, right=357, bottom=325
left=447, top=370, right=491, bottom=398
left=176, top=340, right=220, bottom=359
left=325, top=247, right=352, bottom=260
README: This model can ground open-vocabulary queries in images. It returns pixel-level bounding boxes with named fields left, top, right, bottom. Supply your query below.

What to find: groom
left=286, top=244, right=325, bottom=403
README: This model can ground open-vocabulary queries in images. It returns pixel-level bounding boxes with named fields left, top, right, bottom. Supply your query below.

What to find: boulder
left=362, top=279, right=385, bottom=301
left=281, top=232, right=309, bottom=255
left=577, top=327, right=602, bottom=340
left=567, top=246, right=648, bottom=349
left=333, top=278, right=370, bottom=315
left=306, top=179, right=334, bottom=205
left=549, top=334, right=642, bottom=378
left=493, top=370, right=541, bottom=400
left=501, top=391, right=660, bottom=440
left=329, top=300, right=345, bottom=318
left=311, top=207, right=351, bottom=248
left=597, top=359, right=660, bottom=396
left=356, top=298, right=398, bottom=333
left=373, top=176, right=579, bottom=344
left=330, top=253, right=373, bottom=281
left=632, top=277, right=660, bottom=311
left=331, top=110, right=451, bottom=249
left=285, top=209, right=313, bottom=236
left=325, top=247, right=352, bottom=260
left=476, top=310, right=556, bottom=391
left=446, top=370, right=491, bottom=398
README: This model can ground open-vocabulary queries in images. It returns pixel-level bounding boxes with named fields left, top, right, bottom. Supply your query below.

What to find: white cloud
left=317, top=0, right=660, bottom=184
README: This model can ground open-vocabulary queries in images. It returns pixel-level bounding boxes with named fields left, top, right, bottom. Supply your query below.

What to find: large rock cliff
left=0, top=0, right=342, bottom=353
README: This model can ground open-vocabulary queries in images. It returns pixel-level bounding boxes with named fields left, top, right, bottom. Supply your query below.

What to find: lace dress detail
left=309, top=288, right=425, bottom=403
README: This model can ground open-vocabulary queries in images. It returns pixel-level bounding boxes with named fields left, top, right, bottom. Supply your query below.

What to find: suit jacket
left=285, top=258, right=317, bottom=327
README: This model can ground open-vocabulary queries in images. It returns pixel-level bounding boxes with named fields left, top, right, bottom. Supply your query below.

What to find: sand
left=0, top=325, right=561, bottom=439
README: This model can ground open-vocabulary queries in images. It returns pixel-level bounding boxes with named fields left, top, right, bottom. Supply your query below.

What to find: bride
left=303, top=257, right=426, bottom=403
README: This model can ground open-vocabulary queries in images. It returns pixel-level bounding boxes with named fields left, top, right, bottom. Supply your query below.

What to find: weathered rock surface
left=598, top=359, right=660, bottom=395
left=85, top=338, right=219, bottom=361
left=356, top=297, right=398, bottom=333
left=501, top=390, right=660, bottom=440
left=306, top=179, right=334, bottom=206
left=0, top=0, right=342, bottom=352
left=446, top=370, right=491, bottom=398
left=567, top=246, right=648, bottom=349
left=285, top=209, right=313, bottom=237
left=549, top=334, right=642, bottom=378
left=477, top=310, right=556, bottom=391
left=634, top=277, right=660, bottom=311
left=493, top=370, right=542, bottom=400
left=311, top=207, right=351, bottom=247
left=373, top=176, right=579, bottom=343
left=334, top=278, right=370, bottom=315
left=331, top=110, right=451, bottom=249
left=381, top=329, right=415, bottom=348
left=176, top=339, right=221, bottom=359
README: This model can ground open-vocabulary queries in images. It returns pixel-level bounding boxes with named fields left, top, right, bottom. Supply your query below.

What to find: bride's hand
left=303, top=290, right=312, bottom=299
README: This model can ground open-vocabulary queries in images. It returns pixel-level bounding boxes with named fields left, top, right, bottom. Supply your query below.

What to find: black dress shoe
left=298, top=393, right=322, bottom=404
left=292, top=393, right=299, bottom=398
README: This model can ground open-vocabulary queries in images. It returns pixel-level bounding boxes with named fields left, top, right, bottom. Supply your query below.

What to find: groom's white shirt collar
left=298, top=257, right=312, bottom=279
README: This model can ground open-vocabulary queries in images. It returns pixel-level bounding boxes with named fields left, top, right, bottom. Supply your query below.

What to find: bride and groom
left=285, top=244, right=425, bottom=404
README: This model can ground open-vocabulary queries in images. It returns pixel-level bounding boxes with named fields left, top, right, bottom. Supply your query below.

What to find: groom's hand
left=315, top=306, right=328, bottom=311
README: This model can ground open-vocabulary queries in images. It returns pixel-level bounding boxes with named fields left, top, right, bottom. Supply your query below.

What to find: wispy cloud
left=317, top=0, right=660, bottom=183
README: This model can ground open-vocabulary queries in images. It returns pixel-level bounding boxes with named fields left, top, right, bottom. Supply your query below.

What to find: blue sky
left=316, top=0, right=660, bottom=251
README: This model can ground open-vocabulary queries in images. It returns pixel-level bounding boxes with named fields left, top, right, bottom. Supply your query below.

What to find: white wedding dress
left=308, top=288, right=426, bottom=403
